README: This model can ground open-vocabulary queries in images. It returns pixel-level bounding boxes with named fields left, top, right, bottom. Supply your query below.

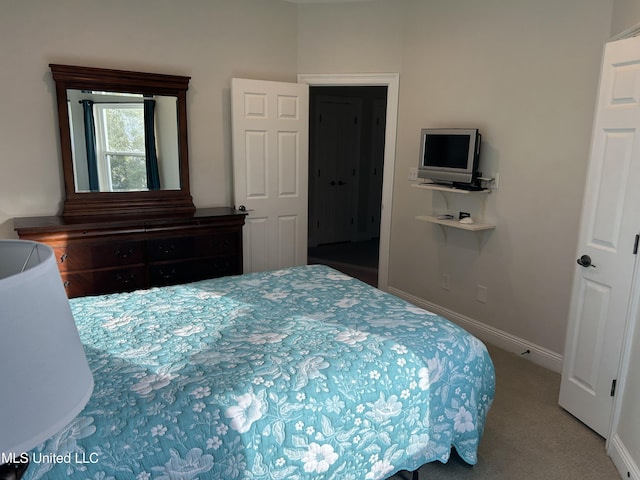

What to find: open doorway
left=307, top=86, right=387, bottom=287
left=298, top=73, right=399, bottom=291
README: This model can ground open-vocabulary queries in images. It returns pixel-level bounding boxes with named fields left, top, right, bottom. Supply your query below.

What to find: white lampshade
left=0, top=240, right=94, bottom=456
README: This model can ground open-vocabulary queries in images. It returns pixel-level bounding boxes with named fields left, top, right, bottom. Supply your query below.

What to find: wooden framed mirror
left=50, top=64, right=195, bottom=217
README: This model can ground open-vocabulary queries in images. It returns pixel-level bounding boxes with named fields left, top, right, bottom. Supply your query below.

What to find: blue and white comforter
left=25, top=265, right=494, bottom=480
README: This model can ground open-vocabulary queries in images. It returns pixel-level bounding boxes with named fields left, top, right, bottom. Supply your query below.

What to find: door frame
left=298, top=73, right=399, bottom=292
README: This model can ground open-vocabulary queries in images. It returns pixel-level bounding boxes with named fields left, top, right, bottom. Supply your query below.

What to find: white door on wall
left=231, top=78, right=309, bottom=273
left=559, top=35, right=640, bottom=438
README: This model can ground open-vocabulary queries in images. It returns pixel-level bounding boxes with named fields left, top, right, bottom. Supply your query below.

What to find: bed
left=24, top=264, right=495, bottom=480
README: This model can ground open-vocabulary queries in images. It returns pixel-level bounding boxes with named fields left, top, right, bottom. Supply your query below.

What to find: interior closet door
left=231, top=78, right=309, bottom=273
left=559, top=35, right=640, bottom=437
left=312, top=96, right=361, bottom=245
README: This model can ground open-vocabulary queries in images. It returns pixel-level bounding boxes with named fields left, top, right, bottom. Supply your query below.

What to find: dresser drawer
left=146, top=236, right=195, bottom=261
left=147, top=232, right=238, bottom=261
left=194, top=232, right=239, bottom=256
left=55, top=240, right=144, bottom=272
left=61, top=266, right=146, bottom=298
left=148, top=256, right=239, bottom=287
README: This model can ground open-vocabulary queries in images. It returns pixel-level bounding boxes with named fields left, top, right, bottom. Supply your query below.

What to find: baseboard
left=609, top=434, right=640, bottom=480
left=387, top=286, right=564, bottom=373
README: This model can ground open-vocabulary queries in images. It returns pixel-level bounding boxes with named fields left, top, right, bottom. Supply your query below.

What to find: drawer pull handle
left=58, top=253, right=68, bottom=264
left=115, top=273, right=136, bottom=285
left=63, top=280, right=70, bottom=288
left=115, top=248, right=134, bottom=259
left=157, top=244, right=176, bottom=255
left=158, top=268, right=177, bottom=280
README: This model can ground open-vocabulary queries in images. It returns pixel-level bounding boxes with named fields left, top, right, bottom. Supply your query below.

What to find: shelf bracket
left=473, top=230, right=489, bottom=251
left=436, top=190, right=450, bottom=210
left=437, top=224, right=448, bottom=242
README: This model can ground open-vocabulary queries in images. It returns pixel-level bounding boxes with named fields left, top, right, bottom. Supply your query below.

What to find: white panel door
left=559, top=36, right=640, bottom=437
left=231, top=78, right=309, bottom=273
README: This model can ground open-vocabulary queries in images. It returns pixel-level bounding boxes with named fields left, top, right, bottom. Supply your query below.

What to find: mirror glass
left=50, top=64, right=194, bottom=218
left=67, top=89, right=180, bottom=193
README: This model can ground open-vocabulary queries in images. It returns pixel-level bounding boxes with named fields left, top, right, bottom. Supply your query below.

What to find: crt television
left=418, top=128, right=481, bottom=187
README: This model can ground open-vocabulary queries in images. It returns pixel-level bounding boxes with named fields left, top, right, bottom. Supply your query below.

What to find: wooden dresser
left=14, top=207, right=246, bottom=298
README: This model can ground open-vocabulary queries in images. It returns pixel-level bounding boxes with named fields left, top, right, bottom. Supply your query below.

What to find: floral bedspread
left=25, top=265, right=495, bottom=480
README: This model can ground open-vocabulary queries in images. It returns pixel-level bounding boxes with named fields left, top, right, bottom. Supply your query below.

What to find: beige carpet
left=390, top=344, right=620, bottom=480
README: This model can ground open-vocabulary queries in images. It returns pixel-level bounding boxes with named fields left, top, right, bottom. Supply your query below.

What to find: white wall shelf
left=411, top=183, right=491, bottom=194
left=415, top=215, right=495, bottom=231
left=411, top=181, right=496, bottom=244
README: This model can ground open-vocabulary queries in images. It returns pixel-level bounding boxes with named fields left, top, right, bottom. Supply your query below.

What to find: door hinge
left=610, top=379, right=617, bottom=397
left=633, top=234, right=639, bottom=255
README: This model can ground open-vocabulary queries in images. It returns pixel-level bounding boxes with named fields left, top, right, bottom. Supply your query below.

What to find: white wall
left=610, top=0, right=640, bottom=35
left=0, top=0, right=298, bottom=238
left=298, top=0, right=611, bottom=357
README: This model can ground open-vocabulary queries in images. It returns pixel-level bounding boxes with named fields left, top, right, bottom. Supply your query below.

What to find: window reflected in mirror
left=67, top=89, right=180, bottom=193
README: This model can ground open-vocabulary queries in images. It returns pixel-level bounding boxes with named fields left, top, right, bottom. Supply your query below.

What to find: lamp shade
left=0, top=240, right=94, bottom=456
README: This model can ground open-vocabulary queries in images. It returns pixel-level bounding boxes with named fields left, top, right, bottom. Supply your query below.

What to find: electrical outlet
left=477, top=285, right=488, bottom=303
left=490, top=173, right=500, bottom=190
left=442, top=274, right=450, bottom=291
left=408, top=167, right=418, bottom=181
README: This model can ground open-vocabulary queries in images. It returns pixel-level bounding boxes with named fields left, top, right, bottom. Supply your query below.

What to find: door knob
left=577, top=255, right=596, bottom=268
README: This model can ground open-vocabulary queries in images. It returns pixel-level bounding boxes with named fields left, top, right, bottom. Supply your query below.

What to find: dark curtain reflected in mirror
left=144, top=99, right=161, bottom=191
left=80, top=99, right=99, bottom=191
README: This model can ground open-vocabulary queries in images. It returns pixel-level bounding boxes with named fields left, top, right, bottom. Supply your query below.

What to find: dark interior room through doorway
left=307, top=86, right=387, bottom=287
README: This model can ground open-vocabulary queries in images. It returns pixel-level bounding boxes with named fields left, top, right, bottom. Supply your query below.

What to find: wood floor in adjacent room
left=391, top=344, right=620, bottom=480
left=308, top=239, right=379, bottom=287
